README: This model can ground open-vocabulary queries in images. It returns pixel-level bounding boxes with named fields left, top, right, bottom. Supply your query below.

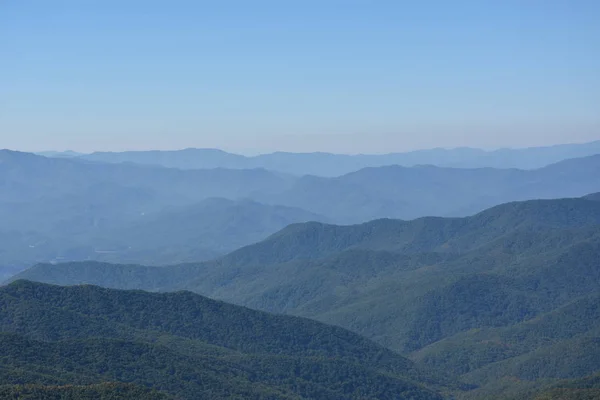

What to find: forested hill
left=0, top=280, right=452, bottom=400
left=13, top=195, right=600, bottom=289
left=9, top=194, right=600, bottom=399
left=218, top=195, right=600, bottom=266
left=0, top=383, right=172, bottom=399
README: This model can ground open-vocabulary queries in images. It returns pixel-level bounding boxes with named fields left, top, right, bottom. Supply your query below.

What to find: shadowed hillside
left=0, top=280, right=452, bottom=400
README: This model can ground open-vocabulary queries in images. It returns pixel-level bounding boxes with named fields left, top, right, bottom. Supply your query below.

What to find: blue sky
left=1, top=0, right=599, bottom=154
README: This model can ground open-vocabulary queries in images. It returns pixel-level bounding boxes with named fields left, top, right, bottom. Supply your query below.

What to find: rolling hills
left=0, top=150, right=292, bottom=265
left=0, top=280, right=451, bottom=400
left=2, top=149, right=600, bottom=276
left=0, top=150, right=319, bottom=271
left=10, top=194, right=600, bottom=398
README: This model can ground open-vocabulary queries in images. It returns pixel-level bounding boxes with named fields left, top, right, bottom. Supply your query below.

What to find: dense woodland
left=8, top=194, right=600, bottom=399
left=0, top=384, right=171, bottom=399
left=0, top=280, right=452, bottom=400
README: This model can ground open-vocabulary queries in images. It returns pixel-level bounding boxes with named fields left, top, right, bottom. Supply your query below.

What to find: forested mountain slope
left=10, top=195, right=600, bottom=398
left=0, top=383, right=171, bottom=400
left=0, top=280, right=451, bottom=400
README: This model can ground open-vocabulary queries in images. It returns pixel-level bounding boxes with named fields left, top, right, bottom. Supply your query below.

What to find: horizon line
left=24, top=138, right=600, bottom=157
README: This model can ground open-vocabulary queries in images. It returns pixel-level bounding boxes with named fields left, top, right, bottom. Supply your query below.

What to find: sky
left=1, top=0, right=599, bottom=154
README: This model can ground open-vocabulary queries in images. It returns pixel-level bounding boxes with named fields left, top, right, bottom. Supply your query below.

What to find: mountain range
left=254, top=154, right=600, bottom=222
left=2, top=149, right=600, bottom=277
left=9, top=194, right=600, bottom=399
left=42, top=140, right=600, bottom=176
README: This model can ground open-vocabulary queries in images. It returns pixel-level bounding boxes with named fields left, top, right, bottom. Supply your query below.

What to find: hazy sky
left=1, top=0, right=599, bottom=154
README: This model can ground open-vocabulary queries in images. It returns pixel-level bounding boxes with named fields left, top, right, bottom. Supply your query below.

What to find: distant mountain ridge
left=36, top=150, right=84, bottom=158
left=584, top=192, right=600, bottom=201
left=257, top=154, right=600, bottom=222
left=0, top=150, right=298, bottom=271
left=2, top=149, right=600, bottom=276
left=42, top=140, right=600, bottom=176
